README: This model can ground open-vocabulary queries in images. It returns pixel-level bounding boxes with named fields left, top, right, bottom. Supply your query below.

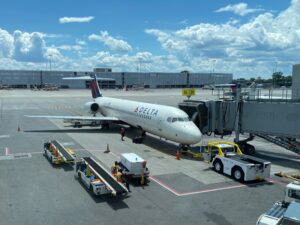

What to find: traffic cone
left=176, top=150, right=180, bottom=160
left=104, top=144, right=110, bottom=153
left=17, top=125, right=21, bottom=132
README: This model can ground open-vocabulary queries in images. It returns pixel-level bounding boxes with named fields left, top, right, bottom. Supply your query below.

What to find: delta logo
left=133, top=106, right=159, bottom=116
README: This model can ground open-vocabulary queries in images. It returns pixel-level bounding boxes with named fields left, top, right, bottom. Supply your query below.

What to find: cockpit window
left=172, top=118, right=178, bottom=122
left=167, top=117, right=172, bottom=122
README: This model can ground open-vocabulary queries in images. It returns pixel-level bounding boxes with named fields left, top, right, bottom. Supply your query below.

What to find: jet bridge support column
left=234, top=86, right=241, bottom=143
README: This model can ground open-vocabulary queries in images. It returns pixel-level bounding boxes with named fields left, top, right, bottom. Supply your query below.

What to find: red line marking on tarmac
left=177, top=184, right=247, bottom=196
left=5, top=147, right=10, bottom=156
left=149, top=176, right=181, bottom=196
left=150, top=175, right=275, bottom=197
left=0, top=147, right=282, bottom=197
left=107, top=150, right=276, bottom=197
left=266, top=178, right=287, bottom=187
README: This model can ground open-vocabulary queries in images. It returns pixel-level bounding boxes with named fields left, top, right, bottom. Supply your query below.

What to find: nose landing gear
left=179, top=144, right=189, bottom=152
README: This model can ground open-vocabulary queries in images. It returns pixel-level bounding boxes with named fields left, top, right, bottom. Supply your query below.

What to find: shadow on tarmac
left=43, top=153, right=75, bottom=171
left=203, top=212, right=233, bottom=225
left=24, top=128, right=104, bottom=133
left=24, top=124, right=182, bottom=158
left=255, top=150, right=300, bottom=170
left=200, top=167, right=275, bottom=187
left=75, top=177, right=130, bottom=210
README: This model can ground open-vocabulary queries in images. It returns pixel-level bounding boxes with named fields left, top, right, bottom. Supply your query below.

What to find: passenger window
left=289, top=189, right=300, bottom=200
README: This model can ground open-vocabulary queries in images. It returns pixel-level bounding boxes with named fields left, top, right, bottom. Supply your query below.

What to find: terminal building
left=0, top=69, right=232, bottom=89
left=292, top=64, right=300, bottom=100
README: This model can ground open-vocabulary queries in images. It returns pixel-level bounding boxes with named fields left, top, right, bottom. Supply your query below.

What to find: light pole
left=211, top=59, right=216, bottom=84
left=137, top=57, right=142, bottom=85
left=49, top=54, right=52, bottom=72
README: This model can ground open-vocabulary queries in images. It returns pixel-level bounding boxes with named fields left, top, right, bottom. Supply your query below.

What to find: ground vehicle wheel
left=232, top=167, right=244, bottom=182
left=213, top=160, right=223, bottom=173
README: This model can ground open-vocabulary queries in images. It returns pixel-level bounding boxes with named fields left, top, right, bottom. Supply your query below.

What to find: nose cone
left=183, top=124, right=202, bottom=144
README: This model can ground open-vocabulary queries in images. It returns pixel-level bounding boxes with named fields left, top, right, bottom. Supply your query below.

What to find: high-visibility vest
left=116, top=172, right=123, bottom=182
left=111, top=165, right=117, bottom=174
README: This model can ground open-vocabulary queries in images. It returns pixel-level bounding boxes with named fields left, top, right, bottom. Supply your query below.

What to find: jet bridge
left=178, top=99, right=300, bottom=154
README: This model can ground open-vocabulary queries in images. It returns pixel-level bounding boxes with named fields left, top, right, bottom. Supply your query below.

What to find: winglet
left=90, top=74, right=102, bottom=98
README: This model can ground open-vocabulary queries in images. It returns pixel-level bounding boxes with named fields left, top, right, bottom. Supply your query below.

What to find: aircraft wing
left=24, top=115, right=120, bottom=122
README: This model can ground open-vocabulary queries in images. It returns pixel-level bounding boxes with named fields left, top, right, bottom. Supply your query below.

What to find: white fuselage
left=95, top=97, right=202, bottom=144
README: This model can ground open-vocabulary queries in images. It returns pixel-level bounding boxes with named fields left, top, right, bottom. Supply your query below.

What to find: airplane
left=25, top=75, right=202, bottom=145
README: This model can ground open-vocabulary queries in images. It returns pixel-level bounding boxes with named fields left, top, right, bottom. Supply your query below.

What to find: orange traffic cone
left=176, top=150, right=180, bottom=160
left=17, top=125, right=21, bottom=132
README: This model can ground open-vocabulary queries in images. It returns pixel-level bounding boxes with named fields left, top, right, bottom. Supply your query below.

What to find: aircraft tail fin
left=90, top=74, right=102, bottom=98
left=63, top=75, right=115, bottom=99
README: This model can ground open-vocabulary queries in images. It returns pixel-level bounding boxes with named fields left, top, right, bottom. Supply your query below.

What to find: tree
left=272, top=71, right=284, bottom=87
left=285, top=75, right=292, bottom=87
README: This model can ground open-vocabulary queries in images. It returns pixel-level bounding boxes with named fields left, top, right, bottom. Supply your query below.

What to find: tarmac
left=0, top=88, right=299, bottom=225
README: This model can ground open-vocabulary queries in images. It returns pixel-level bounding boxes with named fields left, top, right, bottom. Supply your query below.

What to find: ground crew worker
left=111, top=161, right=117, bottom=175
left=123, top=173, right=131, bottom=192
left=116, top=169, right=123, bottom=182
left=86, top=167, right=92, bottom=177
left=141, top=170, right=145, bottom=187
left=120, top=127, right=125, bottom=141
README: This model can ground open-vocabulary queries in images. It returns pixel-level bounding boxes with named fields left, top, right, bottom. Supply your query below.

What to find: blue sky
left=0, top=0, right=299, bottom=78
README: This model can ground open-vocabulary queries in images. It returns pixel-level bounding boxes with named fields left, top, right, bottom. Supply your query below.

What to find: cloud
left=78, top=51, right=185, bottom=72
left=59, top=16, right=94, bottom=24
left=0, top=28, right=13, bottom=57
left=44, top=46, right=64, bottom=61
left=13, top=30, right=46, bottom=62
left=76, top=40, right=86, bottom=45
left=215, top=2, right=263, bottom=16
left=1, top=1, right=300, bottom=78
left=88, top=31, right=132, bottom=52
left=178, top=19, right=188, bottom=25
left=145, top=0, right=300, bottom=76
left=57, top=45, right=82, bottom=51
left=0, top=28, right=66, bottom=64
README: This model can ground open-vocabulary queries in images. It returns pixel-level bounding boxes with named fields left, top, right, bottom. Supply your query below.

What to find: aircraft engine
left=84, top=102, right=100, bottom=115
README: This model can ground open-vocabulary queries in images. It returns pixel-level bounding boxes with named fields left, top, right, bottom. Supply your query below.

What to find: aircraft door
left=157, top=116, right=163, bottom=133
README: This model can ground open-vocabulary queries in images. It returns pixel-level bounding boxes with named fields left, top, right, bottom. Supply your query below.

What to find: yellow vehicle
left=202, top=141, right=271, bottom=182
left=202, top=141, right=243, bottom=159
